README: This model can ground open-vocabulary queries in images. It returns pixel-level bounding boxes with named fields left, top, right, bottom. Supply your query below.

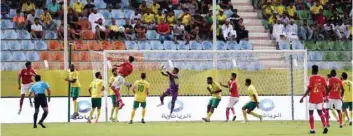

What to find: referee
left=29, top=75, right=51, bottom=128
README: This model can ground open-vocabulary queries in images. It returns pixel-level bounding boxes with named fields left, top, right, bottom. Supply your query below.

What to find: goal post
left=91, top=50, right=308, bottom=122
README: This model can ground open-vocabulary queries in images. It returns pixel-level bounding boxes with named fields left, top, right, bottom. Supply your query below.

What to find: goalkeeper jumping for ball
left=157, top=65, right=180, bottom=117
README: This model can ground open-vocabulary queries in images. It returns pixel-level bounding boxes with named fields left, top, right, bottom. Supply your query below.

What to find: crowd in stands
left=1, top=0, right=250, bottom=44
left=259, top=0, right=352, bottom=45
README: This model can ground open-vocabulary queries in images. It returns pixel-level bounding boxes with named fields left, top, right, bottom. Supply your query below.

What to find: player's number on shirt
left=137, top=84, right=144, bottom=92
left=313, top=84, right=320, bottom=93
left=334, top=83, right=340, bottom=92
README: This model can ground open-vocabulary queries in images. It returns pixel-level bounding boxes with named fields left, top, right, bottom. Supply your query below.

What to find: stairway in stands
left=232, top=0, right=276, bottom=50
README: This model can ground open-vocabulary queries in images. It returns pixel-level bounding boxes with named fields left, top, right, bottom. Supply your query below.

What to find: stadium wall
left=1, top=96, right=328, bottom=123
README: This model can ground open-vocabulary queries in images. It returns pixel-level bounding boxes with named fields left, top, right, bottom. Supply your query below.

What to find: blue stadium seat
left=26, top=51, right=40, bottom=61
left=237, top=62, right=247, bottom=70
left=99, top=10, right=111, bottom=19
left=1, top=41, right=8, bottom=50
left=5, top=63, right=20, bottom=71
left=1, top=19, right=14, bottom=29
left=7, top=41, right=21, bottom=50
left=240, top=40, right=253, bottom=50
left=164, top=41, right=176, bottom=50
left=9, top=9, right=17, bottom=18
left=151, top=41, right=164, bottom=50
left=104, top=19, right=112, bottom=26
left=217, top=61, right=228, bottom=69
left=12, top=51, right=27, bottom=61
left=327, top=62, right=340, bottom=70
left=18, top=30, right=31, bottom=39
left=35, top=9, right=43, bottom=18
left=309, top=51, right=322, bottom=61
left=254, top=62, right=264, bottom=71
left=190, top=41, right=202, bottom=50
left=34, top=40, right=48, bottom=50
left=174, top=10, right=183, bottom=19
left=116, top=19, right=125, bottom=26
left=121, top=0, right=130, bottom=8
left=94, top=2, right=107, bottom=8
left=45, top=31, right=57, bottom=39
left=124, top=10, right=134, bottom=18
left=224, top=9, right=233, bottom=18
left=1, top=62, right=6, bottom=70
left=22, top=40, right=35, bottom=50
left=112, top=10, right=124, bottom=19
left=202, top=41, right=212, bottom=50
left=227, top=41, right=241, bottom=50
left=176, top=41, right=189, bottom=50
left=292, top=40, right=304, bottom=49
left=147, top=30, right=159, bottom=40
left=1, top=51, right=13, bottom=61
left=6, top=30, right=18, bottom=39
left=138, top=41, right=152, bottom=50
left=279, top=41, right=290, bottom=50
left=125, top=41, right=138, bottom=50
left=217, top=41, right=227, bottom=50
left=1, top=30, right=5, bottom=39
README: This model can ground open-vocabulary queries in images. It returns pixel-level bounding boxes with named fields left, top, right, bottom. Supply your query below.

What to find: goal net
left=90, top=50, right=308, bottom=121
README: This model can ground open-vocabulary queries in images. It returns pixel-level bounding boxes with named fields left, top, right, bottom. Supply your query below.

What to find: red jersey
left=119, top=62, right=133, bottom=77
left=308, top=75, right=327, bottom=103
left=328, top=77, right=343, bottom=99
left=19, top=68, right=36, bottom=84
left=228, top=80, right=239, bottom=97
left=156, top=23, right=170, bottom=33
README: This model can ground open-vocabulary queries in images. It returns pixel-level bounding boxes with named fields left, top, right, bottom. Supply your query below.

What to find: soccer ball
left=118, top=26, right=125, bottom=32
left=160, top=64, right=166, bottom=70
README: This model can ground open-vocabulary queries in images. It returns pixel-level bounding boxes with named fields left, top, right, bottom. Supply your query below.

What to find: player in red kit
left=18, top=61, right=37, bottom=114
left=327, top=70, right=344, bottom=128
left=220, top=73, right=239, bottom=122
left=111, top=56, right=134, bottom=109
left=300, top=65, right=328, bottom=134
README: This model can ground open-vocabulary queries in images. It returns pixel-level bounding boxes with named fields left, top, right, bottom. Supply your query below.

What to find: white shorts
left=308, top=103, right=323, bottom=110
left=324, top=102, right=330, bottom=109
left=112, top=75, right=125, bottom=90
left=328, top=98, right=342, bottom=110
left=227, top=97, right=239, bottom=108
left=21, top=83, right=33, bottom=95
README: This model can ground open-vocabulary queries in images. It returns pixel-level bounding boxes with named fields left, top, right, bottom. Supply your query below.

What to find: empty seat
left=99, top=10, right=111, bottom=19
left=112, top=10, right=124, bottom=19
left=6, top=30, right=18, bottom=39
left=224, top=9, right=233, bottom=18
left=322, top=51, right=337, bottom=61
left=1, top=41, right=8, bottom=50
left=190, top=41, right=202, bottom=50
left=116, top=19, right=125, bottom=26
left=174, top=10, right=183, bottom=19
left=147, top=30, right=159, bottom=40
left=316, top=41, right=330, bottom=50
left=18, top=30, right=31, bottom=39
left=26, top=51, right=40, bottom=61
left=176, top=41, right=189, bottom=50
left=112, top=40, right=126, bottom=50
left=1, top=51, right=13, bottom=61
left=240, top=40, right=253, bottom=50
left=151, top=41, right=164, bottom=50
left=227, top=41, right=241, bottom=50
left=22, top=40, right=35, bottom=50
left=125, top=41, right=138, bottom=50
left=72, top=51, right=80, bottom=61
left=9, top=9, right=17, bottom=18
left=87, top=40, right=102, bottom=51
left=79, top=51, right=91, bottom=61
left=35, top=9, right=43, bottom=18
left=7, top=41, right=22, bottom=50
left=1, top=30, right=5, bottom=39
left=1, top=20, right=14, bottom=29
left=45, top=31, right=57, bottom=39
left=124, top=10, right=134, bottom=18
left=279, top=41, right=290, bottom=50
left=336, top=51, right=350, bottom=61
left=80, top=30, right=94, bottom=40
left=94, top=2, right=107, bottom=8
left=53, top=51, right=64, bottom=61
left=309, top=51, right=322, bottom=61
left=292, top=40, right=304, bottom=49
left=12, top=51, right=27, bottom=61
left=6, top=63, right=20, bottom=71
left=101, top=40, right=112, bottom=50
left=34, top=40, right=48, bottom=50
left=202, top=41, right=212, bottom=50
left=217, top=41, right=227, bottom=50
left=48, top=40, right=63, bottom=50
left=40, top=51, right=52, bottom=61
left=254, top=62, right=264, bottom=71
left=138, top=41, right=152, bottom=50
left=164, top=41, right=176, bottom=50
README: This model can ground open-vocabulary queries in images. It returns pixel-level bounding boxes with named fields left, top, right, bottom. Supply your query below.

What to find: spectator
left=299, top=20, right=313, bottom=40
left=312, top=24, right=325, bottom=41
left=183, top=0, right=198, bottom=15
left=274, top=2, right=286, bottom=16
left=217, top=9, right=227, bottom=25
left=57, top=20, right=64, bottom=39
left=272, top=20, right=284, bottom=42
left=26, top=10, right=36, bottom=31
left=205, top=11, right=213, bottom=25
left=236, top=25, right=249, bottom=43
left=134, top=20, right=147, bottom=40
left=104, top=0, right=121, bottom=9
left=287, top=2, right=297, bottom=19
left=284, top=19, right=299, bottom=41
left=8, top=0, right=20, bottom=9
left=48, top=0, right=60, bottom=18
left=78, top=16, right=91, bottom=30
left=310, top=1, right=323, bottom=19
left=179, top=8, right=192, bottom=26
left=229, top=8, right=240, bottom=26
left=323, top=21, right=335, bottom=39
left=95, top=18, right=107, bottom=40
left=83, top=0, right=96, bottom=16
left=142, top=9, right=155, bottom=29
left=139, top=1, right=149, bottom=14
left=193, top=10, right=204, bottom=26
left=130, top=9, right=141, bottom=21
left=40, top=8, right=56, bottom=30
left=88, top=8, right=105, bottom=33
left=334, top=21, right=350, bottom=39
left=262, top=1, right=275, bottom=19
left=1, top=1, right=10, bottom=18
left=69, top=22, right=81, bottom=40
left=13, top=9, right=26, bottom=29
left=155, top=9, right=166, bottom=25
left=315, top=9, right=326, bottom=26
left=131, top=0, right=143, bottom=9
left=221, top=20, right=237, bottom=41
left=279, top=14, right=289, bottom=24
left=185, top=20, right=199, bottom=44
left=31, top=18, right=44, bottom=39
left=21, top=0, right=36, bottom=15
left=295, top=0, right=305, bottom=10
left=199, top=20, right=211, bottom=40
left=150, top=0, right=160, bottom=14
left=166, top=11, right=176, bottom=27
left=173, top=20, right=185, bottom=43
left=72, top=0, right=84, bottom=15
left=156, top=19, right=173, bottom=44
left=108, top=19, right=122, bottom=40
left=123, top=19, right=134, bottom=40
left=330, top=11, right=342, bottom=26
left=33, top=0, right=45, bottom=9
left=68, top=8, right=79, bottom=25
left=220, top=0, right=233, bottom=9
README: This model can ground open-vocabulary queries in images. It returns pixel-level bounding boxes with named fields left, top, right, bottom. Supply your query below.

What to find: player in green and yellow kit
left=202, top=77, right=222, bottom=122
left=129, top=73, right=150, bottom=124
left=87, top=72, right=105, bottom=123
left=341, top=72, right=353, bottom=126
left=242, top=79, right=263, bottom=123
left=65, top=64, right=81, bottom=119
left=109, top=68, right=119, bottom=122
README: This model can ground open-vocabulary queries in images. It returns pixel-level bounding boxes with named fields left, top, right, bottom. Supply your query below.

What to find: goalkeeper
left=157, top=65, right=180, bottom=117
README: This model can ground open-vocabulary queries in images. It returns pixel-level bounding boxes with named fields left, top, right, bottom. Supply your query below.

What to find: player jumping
left=300, top=65, right=328, bottom=134
left=220, top=73, right=239, bottom=122
left=87, top=72, right=105, bottom=123
left=242, top=79, right=263, bottom=123
left=109, top=68, right=119, bottom=122
left=157, top=67, right=180, bottom=117
left=18, top=61, right=37, bottom=114
left=28, top=75, right=51, bottom=128
left=129, top=73, right=150, bottom=124
left=341, top=72, right=353, bottom=126
left=202, top=77, right=222, bottom=122
left=327, top=70, right=344, bottom=128
left=65, top=64, right=81, bottom=119
left=112, top=56, right=135, bottom=109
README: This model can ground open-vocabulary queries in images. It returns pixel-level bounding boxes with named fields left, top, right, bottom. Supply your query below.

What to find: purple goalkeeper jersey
left=168, top=73, right=179, bottom=90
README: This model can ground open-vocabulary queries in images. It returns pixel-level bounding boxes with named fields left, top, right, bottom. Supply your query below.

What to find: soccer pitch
left=1, top=121, right=352, bottom=136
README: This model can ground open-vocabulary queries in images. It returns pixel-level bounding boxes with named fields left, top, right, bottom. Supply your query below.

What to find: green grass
left=1, top=121, right=352, bottom=136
